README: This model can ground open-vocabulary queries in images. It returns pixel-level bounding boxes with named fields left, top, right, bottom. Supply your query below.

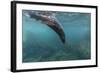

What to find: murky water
left=22, top=10, right=91, bottom=63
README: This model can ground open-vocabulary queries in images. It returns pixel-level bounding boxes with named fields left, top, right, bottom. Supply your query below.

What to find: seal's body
left=26, top=11, right=65, bottom=43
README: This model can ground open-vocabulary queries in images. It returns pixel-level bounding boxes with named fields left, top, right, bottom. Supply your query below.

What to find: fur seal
left=25, top=11, right=65, bottom=43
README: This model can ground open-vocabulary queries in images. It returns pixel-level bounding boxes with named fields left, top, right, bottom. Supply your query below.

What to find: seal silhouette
left=25, top=11, right=65, bottom=43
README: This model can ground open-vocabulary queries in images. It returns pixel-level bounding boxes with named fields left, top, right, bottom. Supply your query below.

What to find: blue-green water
left=22, top=11, right=91, bottom=63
